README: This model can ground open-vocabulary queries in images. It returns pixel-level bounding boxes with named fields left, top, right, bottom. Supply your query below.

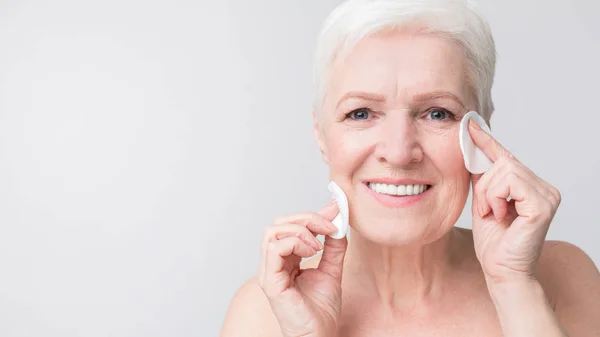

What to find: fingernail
left=327, top=200, right=337, bottom=206
left=469, top=119, right=482, bottom=130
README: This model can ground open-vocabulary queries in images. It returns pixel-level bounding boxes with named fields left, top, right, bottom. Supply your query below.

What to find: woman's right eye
left=345, top=108, right=370, bottom=120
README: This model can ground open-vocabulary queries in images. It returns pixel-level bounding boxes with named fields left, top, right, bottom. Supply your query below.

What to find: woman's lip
left=362, top=178, right=433, bottom=185
left=362, top=182, right=432, bottom=208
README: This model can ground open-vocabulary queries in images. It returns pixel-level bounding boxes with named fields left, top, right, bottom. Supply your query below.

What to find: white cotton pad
left=327, top=181, right=349, bottom=239
left=459, top=111, right=494, bottom=174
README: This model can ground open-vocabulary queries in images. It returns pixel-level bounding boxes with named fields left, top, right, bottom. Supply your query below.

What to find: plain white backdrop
left=0, top=0, right=598, bottom=336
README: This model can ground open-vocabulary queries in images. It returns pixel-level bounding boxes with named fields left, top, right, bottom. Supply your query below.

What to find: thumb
left=470, top=175, right=483, bottom=218
left=471, top=172, right=483, bottom=189
left=316, top=199, right=347, bottom=279
left=317, top=235, right=348, bottom=280
left=316, top=199, right=340, bottom=221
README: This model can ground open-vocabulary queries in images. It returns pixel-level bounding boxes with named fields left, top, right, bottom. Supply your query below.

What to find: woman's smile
left=362, top=180, right=433, bottom=208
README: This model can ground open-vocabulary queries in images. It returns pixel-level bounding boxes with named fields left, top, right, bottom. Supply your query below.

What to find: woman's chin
left=351, top=222, right=436, bottom=246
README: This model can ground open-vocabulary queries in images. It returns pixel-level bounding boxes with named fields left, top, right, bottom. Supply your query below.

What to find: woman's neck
left=343, top=226, right=466, bottom=311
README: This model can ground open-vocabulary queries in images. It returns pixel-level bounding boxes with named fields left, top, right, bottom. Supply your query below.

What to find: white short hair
left=313, top=0, right=497, bottom=120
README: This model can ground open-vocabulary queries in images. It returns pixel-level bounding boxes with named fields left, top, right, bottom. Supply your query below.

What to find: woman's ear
left=312, top=110, right=329, bottom=164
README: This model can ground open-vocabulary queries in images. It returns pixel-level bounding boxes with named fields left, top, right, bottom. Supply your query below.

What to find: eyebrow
left=336, top=91, right=386, bottom=109
left=335, top=90, right=466, bottom=110
left=412, top=90, right=466, bottom=109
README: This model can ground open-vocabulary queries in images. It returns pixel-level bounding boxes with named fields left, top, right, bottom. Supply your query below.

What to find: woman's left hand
left=468, top=120, right=562, bottom=286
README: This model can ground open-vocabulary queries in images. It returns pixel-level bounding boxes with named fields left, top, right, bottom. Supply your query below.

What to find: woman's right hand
left=258, top=200, right=348, bottom=337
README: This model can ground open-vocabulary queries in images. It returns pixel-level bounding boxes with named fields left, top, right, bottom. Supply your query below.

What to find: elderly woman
left=220, top=0, right=600, bottom=336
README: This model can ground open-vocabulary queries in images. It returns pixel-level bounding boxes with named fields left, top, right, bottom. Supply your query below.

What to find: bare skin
left=220, top=28, right=600, bottom=337
left=221, top=230, right=599, bottom=337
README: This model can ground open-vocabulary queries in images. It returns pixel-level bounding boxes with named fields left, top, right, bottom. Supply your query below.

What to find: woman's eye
left=427, top=108, right=454, bottom=121
left=346, top=108, right=370, bottom=120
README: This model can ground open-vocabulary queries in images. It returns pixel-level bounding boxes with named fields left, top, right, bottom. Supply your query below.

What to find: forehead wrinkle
left=326, top=32, right=472, bottom=113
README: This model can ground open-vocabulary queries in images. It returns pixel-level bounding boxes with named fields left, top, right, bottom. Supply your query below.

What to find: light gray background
left=0, top=0, right=598, bottom=336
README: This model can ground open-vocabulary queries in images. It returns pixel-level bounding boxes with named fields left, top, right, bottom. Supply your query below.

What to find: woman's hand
left=468, top=120, right=562, bottom=286
left=258, top=201, right=348, bottom=337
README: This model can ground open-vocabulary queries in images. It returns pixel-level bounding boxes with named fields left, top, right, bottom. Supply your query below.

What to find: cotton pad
left=327, top=181, right=349, bottom=239
left=459, top=111, right=494, bottom=174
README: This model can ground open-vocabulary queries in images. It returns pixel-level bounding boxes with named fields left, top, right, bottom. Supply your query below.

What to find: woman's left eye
left=426, top=108, right=454, bottom=121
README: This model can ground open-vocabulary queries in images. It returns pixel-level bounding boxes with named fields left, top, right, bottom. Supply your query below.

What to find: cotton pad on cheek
left=459, top=111, right=494, bottom=174
left=327, top=181, right=349, bottom=239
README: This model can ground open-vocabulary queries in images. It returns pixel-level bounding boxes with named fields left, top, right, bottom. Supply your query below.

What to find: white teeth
left=368, top=183, right=429, bottom=196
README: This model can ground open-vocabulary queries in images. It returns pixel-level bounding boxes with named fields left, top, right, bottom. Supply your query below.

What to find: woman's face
left=315, top=29, right=476, bottom=246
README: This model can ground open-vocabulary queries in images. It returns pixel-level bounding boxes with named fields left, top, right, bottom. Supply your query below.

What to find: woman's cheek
left=423, top=127, right=465, bottom=170
left=326, top=129, right=376, bottom=171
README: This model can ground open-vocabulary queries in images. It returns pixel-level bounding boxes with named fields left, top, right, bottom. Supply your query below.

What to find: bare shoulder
left=537, top=240, right=600, bottom=334
left=219, top=256, right=323, bottom=337
left=219, top=276, right=281, bottom=337
left=537, top=240, right=600, bottom=303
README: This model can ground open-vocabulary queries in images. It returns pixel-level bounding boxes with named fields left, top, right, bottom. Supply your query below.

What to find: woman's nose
left=374, top=116, right=424, bottom=167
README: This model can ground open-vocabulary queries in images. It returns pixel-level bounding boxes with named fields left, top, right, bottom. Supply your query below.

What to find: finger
left=507, top=161, right=562, bottom=208
left=468, top=119, right=515, bottom=163
left=317, top=235, right=348, bottom=280
left=267, top=224, right=324, bottom=251
left=268, top=236, right=317, bottom=268
left=507, top=163, right=561, bottom=206
left=472, top=159, right=506, bottom=218
left=316, top=199, right=340, bottom=221
left=260, top=201, right=338, bottom=281
left=262, top=237, right=316, bottom=296
left=274, top=200, right=337, bottom=224
left=486, top=171, right=532, bottom=222
left=273, top=205, right=338, bottom=235
left=472, top=154, right=533, bottom=218
left=486, top=172, right=510, bottom=222
left=471, top=172, right=483, bottom=190
left=259, top=223, right=321, bottom=281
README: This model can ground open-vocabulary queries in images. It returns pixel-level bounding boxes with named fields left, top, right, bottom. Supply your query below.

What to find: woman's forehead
left=326, top=31, right=471, bottom=106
